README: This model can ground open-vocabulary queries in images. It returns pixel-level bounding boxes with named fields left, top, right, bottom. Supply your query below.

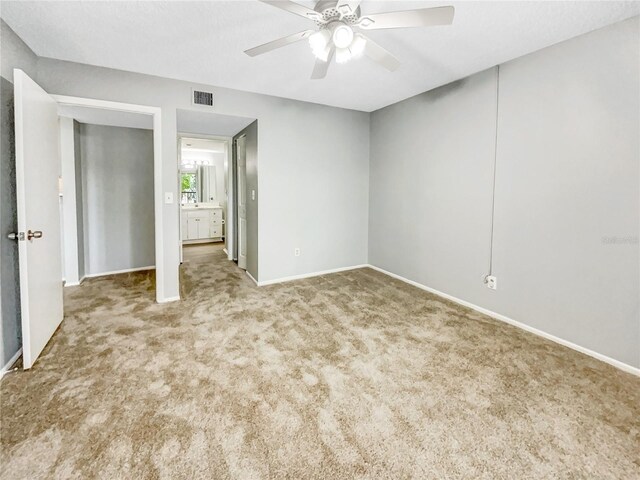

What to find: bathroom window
left=181, top=173, right=197, bottom=204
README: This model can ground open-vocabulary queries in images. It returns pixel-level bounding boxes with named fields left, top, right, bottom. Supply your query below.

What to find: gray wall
left=79, top=123, right=155, bottom=275
left=73, top=120, right=85, bottom=279
left=34, top=54, right=370, bottom=292
left=0, top=77, right=22, bottom=367
left=369, top=17, right=640, bottom=368
left=0, top=21, right=38, bottom=367
left=0, top=20, right=37, bottom=84
left=234, top=121, right=258, bottom=280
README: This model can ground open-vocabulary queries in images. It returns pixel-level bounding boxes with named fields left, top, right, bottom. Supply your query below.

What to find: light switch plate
left=164, top=192, right=173, bottom=204
left=251, top=190, right=256, bottom=201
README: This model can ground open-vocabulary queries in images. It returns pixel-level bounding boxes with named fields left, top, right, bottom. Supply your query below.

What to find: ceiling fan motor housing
left=313, top=0, right=361, bottom=27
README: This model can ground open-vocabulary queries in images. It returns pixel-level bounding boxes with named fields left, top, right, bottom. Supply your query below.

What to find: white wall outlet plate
left=294, top=248, right=301, bottom=257
left=486, top=275, right=497, bottom=290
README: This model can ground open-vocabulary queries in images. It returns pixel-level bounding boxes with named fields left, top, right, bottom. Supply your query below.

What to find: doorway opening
left=178, top=135, right=228, bottom=263
left=175, top=109, right=258, bottom=285
left=58, top=105, right=156, bottom=292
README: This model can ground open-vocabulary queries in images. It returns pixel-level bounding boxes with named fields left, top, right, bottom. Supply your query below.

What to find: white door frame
left=235, top=134, right=247, bottom=270
left=51, top=95, right=167, bottom=303
left=177, top=132, right=233, bottom=262
left=59, top=116, right=80, bottom=286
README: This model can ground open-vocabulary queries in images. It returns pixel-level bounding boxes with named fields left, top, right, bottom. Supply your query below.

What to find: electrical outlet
left=485, top=275, right=497, bottom=290
left=294, top=248, right=301, bottom=257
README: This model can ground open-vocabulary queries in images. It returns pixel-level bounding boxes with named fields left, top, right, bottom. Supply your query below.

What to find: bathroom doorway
left=178, top=135, right=229, bottom=263
left=175, top=109, right=258, bottom=284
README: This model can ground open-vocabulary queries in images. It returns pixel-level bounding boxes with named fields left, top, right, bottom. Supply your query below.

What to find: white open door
left=236, top=135, right=247, bottom=270
left=13, top=69, right=64, bottom=369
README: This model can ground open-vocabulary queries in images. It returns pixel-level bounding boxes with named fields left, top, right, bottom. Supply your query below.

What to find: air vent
left=192, top=89, right=214, bottom=107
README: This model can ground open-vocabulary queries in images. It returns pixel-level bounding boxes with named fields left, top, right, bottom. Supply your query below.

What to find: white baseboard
left=158, top=295, right=180, bottom=304
left=257, top=264, right=368, bottom=287
left=64, top=276, right=85, bottom=287
left=0, top=348, right=22, bottom=379
left=84, top=266, right=155, bottom=278
left=246, top=271, right=258, bottom=286
left=366, top=265, right=639, bottom=377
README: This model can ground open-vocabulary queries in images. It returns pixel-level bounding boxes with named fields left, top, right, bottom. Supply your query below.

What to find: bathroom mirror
left=181, top=165, right=217, bottom=204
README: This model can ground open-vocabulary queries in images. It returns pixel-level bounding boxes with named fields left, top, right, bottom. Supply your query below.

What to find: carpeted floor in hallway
left=1, top=247, right=639, bottom=479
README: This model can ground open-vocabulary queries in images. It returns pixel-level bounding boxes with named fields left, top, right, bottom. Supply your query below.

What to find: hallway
left=182, top=242, right=226, bottom=262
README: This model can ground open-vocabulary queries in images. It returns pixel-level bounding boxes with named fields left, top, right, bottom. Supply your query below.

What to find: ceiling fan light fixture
left=335, top=47, right=352, bottom=64
left=350, top=34, right=366, bottom=58
left=318, top=47, right=332, bottom=62
left=332, top=24, right=354, bottom=49
left=313, top=43, right=332, bottom=62
left=246, top=1, right=455, bottom=79
left=309, top=29, right=330, bottom=53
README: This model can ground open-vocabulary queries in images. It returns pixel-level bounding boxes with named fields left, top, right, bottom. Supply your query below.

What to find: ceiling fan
left=244, top=1, right=455, bottom=79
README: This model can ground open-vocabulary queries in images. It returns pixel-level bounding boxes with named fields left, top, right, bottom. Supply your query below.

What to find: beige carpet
left=1, top=249, right=639, bottom=479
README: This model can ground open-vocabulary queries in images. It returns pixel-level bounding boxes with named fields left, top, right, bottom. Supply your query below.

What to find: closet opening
left=57, top=103, right=159, bottom=299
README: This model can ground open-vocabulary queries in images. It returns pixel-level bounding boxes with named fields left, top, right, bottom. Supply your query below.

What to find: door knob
left=27, top=230, right=43, bottom=240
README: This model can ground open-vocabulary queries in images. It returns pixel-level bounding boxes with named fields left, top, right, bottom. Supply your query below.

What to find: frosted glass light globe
left=350, top=34, right=366, bottom=57
left=309, top=30, right=329, bottom=52
left=309, top=30, right=332, bottom=61
left=332, top=24, right=354, bottom=49
left=335, top=48, right=352, bottom=64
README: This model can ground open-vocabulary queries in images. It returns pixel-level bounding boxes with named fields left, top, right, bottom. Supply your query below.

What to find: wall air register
left=192, top=89, right=214, bottom=107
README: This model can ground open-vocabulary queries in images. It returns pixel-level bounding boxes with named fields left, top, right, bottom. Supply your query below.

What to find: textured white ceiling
left=177, top=109, right=255, bottom=137
left=2, top=1, right=639, bottom=112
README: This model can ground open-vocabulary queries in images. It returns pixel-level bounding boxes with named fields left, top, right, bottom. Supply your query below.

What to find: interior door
left=236, top=135, right=247, bottom=270
left=13, top=69, right=64, bottom=369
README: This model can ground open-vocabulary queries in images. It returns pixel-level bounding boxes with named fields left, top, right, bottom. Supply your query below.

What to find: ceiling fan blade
left=244, top=30, right=315, bottom=57
left=363, top=37, right=400, bottom=72
left=259, top=0, right=323, bottom=22
left=336, top=0, right=362, bottom=16
left=311, top=48, right=335, bottom=80
left=359, top=6, right=454, bottom=30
